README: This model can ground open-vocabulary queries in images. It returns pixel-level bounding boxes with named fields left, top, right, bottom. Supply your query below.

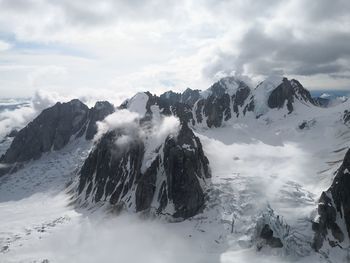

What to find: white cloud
left=0, top=89, right=130, bottom=139
left=154, top=115, right=180, bottom=143
left=0, top=0, right=349, bottom=98
left=9, top=213, right=215, bottom=263
left=0, top=104, right=35, bottom=138
left=0, top=40, right=11, bottom=51
left=95, top=108, right=180, bottom=167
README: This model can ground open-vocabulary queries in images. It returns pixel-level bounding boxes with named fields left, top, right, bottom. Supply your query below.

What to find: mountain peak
left=203, top=76, right=251, bottom=98
left=254, top=76, right=315, bottom=114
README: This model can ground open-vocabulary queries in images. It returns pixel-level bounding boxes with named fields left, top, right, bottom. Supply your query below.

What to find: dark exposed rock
left=159, top=88, right=201, bottom=107
left=122, top=76, right=317, bottom=129
left=181, top=88, right=201, bottom=106
left=0, top=99, right=114, bottom=176
left=77, top=120, right=211, bottom=219
left=314, top=97, right=330, bottom=108
left=206, top=78, right=252, bottom=126
left=7, top=129, right=18, bottom=138
left=267, top=78, right=315, bottom=113
left=128, top=77, right=255, bottom=128
left=343, top=110, right=350, bottom=125
left=85, top=101, right=115, bottom=140
left=298, top=119, right=316, bottom=130
left=194, top=77, right=253, bottom=127
left=157, top=122, right=210, bottom=218
left=1, top=99, right=89, bottom=164
left=159, top=91, right=181, bottom=105
left=260, top=224, right=283, bottom=248
left=78, top=129, right=145, bottom=204
left=313, top=149, right=350, bottom=251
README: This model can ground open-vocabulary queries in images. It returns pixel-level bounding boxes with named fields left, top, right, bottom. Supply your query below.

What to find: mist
left=7, top=213, right=218, bottom=263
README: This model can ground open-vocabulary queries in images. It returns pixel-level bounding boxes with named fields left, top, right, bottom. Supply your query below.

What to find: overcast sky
left=0, top=0, right=349, bottom=98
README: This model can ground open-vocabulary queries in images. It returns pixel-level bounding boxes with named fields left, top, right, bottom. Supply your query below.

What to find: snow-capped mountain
left=77, top=121, right=210, bottom=219
left=313, top=91, right=349, bottom=108
left=0, top=100, right=114, bottom=175
left=1, top=76, right=350, bottom=262
left=313, top=148, right=350, bottom=251
left=119, top=76, right=319, bottom=129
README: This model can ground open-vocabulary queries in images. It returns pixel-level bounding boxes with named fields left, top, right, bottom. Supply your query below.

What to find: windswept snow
left=253, top=75, right=284, bottom=115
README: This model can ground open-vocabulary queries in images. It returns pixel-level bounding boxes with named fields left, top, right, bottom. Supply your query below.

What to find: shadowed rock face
left=77, top=122, right=211, bottom=219
left=122, top=77, right=317, bottom=130
left=313, top=149, right=350, bottom=251
left=196, top=78, right=253, bottom=128
left=85, top=101, right=115, bottom=140
left=260, top=224, right=283, bottom=248
left=267, top=78, right=315, bottom=113
left=1, top=99, right=89, bottom=164
left=343, top=110, right=350, bottom=125
left=78, top=130, right=145, bottom=204
left=152, top=77, right=253, bottom=128
left=0, top=99, right=114, bottom=170
left=136, top=123, right=211, bottom=218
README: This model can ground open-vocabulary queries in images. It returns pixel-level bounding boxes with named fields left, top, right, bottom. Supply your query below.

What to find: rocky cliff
left=313, top=149, right=350, bottom=250
left=77, top=120, right=211, bottom=219
left=0, top=99, right=114, bottom=174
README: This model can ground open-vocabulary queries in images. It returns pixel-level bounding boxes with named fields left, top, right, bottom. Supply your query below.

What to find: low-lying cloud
left=96, top=109, right=180, bottom=150
left=8, top=213, right=218, bottom=263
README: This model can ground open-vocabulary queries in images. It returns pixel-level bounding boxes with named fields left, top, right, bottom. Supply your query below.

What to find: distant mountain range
left=1, top=77, right=350, bottom=261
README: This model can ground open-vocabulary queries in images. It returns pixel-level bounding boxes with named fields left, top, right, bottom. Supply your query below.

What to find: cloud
left=0, top=40, right=11, bottom=51
left=0, top=89, right=131, bottom=139
left=95, top=109, right=140, bottom=141
left=95, top=108, right=180, bottom=168
left=0, top=0, right=350, bottom=97
left=155, top=115, right=180, bottom=143
left=9, top=213, right=217, bottom=263
left=0, top=102, right=35, bottom=138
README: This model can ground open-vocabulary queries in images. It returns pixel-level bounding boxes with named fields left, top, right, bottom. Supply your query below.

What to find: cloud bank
left=0, top=0, right=349, bottom=98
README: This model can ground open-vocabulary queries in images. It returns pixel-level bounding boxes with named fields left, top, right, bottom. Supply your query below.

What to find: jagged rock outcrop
left=85, top=101, right=115, bottom=140
left=123, top=77, right=254, bottom=128
left=267, top=78, right=315, bottom=113
left=194, top=77, right=253, bottom=127
left=343, top=110, right=350, bottom=125
left=159, top=88, right=201, bottom=107
left=121, top=76, right=318, bottom=129
left=1, top=99, right=89, bottom=164
left=313, top=149, right=350, bottom=251
left=78, top=129, right=145, bottom=205
left=0, top=99, right=114, bottom=172
left=313, top=97, right=330, bottom=108
left=77, top=121, right=211, bottom=219
left=259, top=224, right=283, bottom=248
left=137, top=122, right=211, bottom=218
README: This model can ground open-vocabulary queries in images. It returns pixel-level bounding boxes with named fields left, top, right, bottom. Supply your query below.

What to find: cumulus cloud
left=0, top=102, right=35, bottom=138
left=95, top=109, right=140, bottom=141
left=95, top=108, right=180, bottom=164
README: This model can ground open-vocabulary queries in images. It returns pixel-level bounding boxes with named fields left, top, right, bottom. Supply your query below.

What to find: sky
left=0, top=0, right=349, bottom=98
